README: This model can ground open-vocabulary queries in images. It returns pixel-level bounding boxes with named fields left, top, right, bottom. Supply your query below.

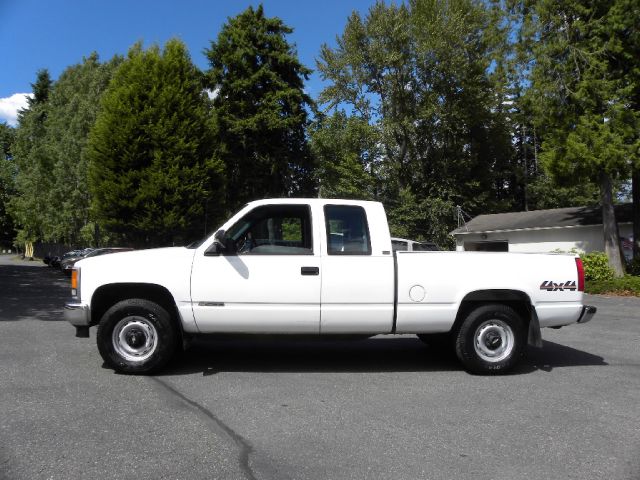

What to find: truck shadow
left=516, top=340, right=608, bottom=373
left=0, top=263, right=68, bottom=322
left=158, top=337, right=607, bottom=376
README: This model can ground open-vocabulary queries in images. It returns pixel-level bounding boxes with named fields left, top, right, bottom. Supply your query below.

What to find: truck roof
left=247, top=198, right=383, bottom=208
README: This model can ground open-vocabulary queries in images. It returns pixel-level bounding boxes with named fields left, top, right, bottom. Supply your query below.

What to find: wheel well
left=90, top=283, right=181, bottom=332
left=452, top=290, right=532, bottom=335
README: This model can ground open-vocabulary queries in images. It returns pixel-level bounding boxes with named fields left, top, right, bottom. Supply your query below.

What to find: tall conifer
left=11, top=69, right=52, bottom=245
left=531, top=0, right=638, bottom=276
left=205, top=6, right=314, bottom=209
left=88, top=40, right=225, bottom=246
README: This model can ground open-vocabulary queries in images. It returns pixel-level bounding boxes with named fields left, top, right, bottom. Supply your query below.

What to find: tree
left=9, top=58, right=123, bottom=248
left=42, top=53, right=122, bottom=245
left=530, top=0, right=638, bottom=276
left=88, top=40, right=225, bottom=246
left=0, top=122, right=16, bottom=248
left=606, top=0, right=640, bottom=261
left=410, top=0, right=514, bottom=212
left=205, top=5, right=315, bottom=209
left=10, top=69, right=52, bottom=247
left=526, top=171, right=600, bottom=210
left=318, top=2, right=415, bottom=195
left=310, top=111, right=380, bottom=199
left=316, top=0, right=516, bottom=242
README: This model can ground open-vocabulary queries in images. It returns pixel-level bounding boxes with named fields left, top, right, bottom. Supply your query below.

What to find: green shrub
left=580, top=251, right=615, bottom=282
left=626, top=257, right=640, bottom=276
left=586, top=275, right=640, bottom=296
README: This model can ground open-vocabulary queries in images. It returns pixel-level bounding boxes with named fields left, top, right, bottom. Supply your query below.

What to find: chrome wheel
left=473, top=319, right=514, bottom=363
left=112, top=316, right=158, bottom=363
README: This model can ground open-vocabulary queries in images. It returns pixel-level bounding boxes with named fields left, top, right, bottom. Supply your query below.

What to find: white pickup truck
left=64, top=198, right=596, bottom=375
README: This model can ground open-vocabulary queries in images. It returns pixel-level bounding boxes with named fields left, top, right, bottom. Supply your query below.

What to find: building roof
left=451, top=204, right=633, bottom=235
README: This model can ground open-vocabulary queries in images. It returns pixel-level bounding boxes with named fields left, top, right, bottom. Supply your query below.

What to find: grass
left=585, top=275, right=640, bottom=296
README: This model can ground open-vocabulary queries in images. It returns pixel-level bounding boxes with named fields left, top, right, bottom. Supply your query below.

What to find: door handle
left=301, top=266, right=319, bottom=276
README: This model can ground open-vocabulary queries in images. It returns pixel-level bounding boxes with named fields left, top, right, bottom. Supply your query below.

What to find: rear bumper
left=64, top=301, right=91, bottom=326
left=577, top=305, right=597, bottom=324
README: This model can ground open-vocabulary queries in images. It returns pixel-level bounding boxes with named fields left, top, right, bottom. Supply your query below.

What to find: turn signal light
left=71, top=269, right=78, bottom=296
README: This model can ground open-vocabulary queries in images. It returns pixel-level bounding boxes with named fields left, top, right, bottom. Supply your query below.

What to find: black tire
left=96, top=298, right=178, bottom=374
left=454, top=304, right=525, bottom=375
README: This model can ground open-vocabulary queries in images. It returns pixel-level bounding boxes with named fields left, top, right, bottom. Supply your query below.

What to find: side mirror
left=205, top=230, right=235, bottom=256
left=214, top=229, right=226, bottom=242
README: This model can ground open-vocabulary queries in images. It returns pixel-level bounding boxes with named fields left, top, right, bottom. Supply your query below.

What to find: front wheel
left=454, top=304, right=525, bottom=375
left=97, top=299, right=178, bottom=374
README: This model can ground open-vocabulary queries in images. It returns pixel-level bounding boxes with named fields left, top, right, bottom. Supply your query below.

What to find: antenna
left=456, top=205, right=473, bottom=231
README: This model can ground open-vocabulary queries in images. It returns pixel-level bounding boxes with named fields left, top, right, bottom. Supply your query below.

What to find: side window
left=324, top=205, right=371, bottom=255
left=226, top=205, right=313, bottom=255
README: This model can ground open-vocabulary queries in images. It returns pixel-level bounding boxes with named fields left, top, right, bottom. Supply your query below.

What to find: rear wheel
left=454, top=304, right=525, bottom=375
left=97, top=298, right=177, bottom=374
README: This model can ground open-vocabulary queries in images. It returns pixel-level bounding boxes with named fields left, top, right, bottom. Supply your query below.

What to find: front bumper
left=64, top=300, right=91, bottom=326
left=577, top=305, right=597, bottom=324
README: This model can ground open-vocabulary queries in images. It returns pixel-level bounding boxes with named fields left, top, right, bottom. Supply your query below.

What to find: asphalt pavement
left=1, top=254, right=639, bottom=480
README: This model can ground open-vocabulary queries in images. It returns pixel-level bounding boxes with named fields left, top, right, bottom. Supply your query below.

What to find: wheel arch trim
left=452, top=289, right=538, bottom=344
left=90, top=283, right=184, bottom=333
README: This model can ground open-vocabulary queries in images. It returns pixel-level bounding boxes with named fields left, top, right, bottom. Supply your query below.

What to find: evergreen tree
left=9, top=59, right=122, bottom=247
left=527, top=172, right=601, bottom=210
left=11, top=69, right=53, bottom=246
left=606, top=0, right=640, bottom=260
left=205, top=5, right=314, bottom=209
left=491, top=0, right=538, bottom=211
left=43, top=53, right=122, bottom=245
left=88, top=40, right=225, bottom=246
left=530, top=0, right=638, bottom=276
left=0, top=122, right=16, bottom=248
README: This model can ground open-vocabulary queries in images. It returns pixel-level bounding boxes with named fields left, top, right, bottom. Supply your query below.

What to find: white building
left=451, top=204, right=633, bottom=259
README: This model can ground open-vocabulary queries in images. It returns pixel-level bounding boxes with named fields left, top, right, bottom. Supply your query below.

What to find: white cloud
left=0, top=93, right=33, bottom=127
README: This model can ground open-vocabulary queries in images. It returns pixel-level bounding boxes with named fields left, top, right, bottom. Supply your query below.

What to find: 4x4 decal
left=540, top=280, right=577, bottom=292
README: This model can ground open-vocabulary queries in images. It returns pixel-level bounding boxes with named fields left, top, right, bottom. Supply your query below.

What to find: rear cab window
left=324, top=205, right=372, bottom=255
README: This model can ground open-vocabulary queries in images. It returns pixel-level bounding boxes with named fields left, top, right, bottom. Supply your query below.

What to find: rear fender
left=453, top=289, right=541, bottom=346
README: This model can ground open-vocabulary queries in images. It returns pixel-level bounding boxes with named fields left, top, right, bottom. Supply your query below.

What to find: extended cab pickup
left=64, top=199, right=596, bottom=375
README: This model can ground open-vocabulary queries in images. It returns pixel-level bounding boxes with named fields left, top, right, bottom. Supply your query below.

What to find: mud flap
left=527, top=308, right=543, bottom=348
left=75, top=326, right=90, bottom=338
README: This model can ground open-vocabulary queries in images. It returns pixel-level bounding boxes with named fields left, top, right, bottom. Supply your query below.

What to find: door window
left=324, top=205, right=371, bottom=255
left=226, top=205, right=313, bottom=255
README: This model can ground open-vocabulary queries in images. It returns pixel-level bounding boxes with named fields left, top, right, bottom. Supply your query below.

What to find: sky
left=0, top=0, right=377, bottom=126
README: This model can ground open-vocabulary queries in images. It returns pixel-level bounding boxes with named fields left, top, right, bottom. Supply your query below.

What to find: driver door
left=190, top=204, right=321, bottom=333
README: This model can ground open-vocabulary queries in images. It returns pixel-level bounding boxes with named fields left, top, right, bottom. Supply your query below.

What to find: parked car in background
left=51, top=255, right=69, bottom=268
left=49, top=249, right=91, bottom=269
left=61, top=248, right=133, bottom=276
left=391, top=237, right=439, bottom=252
left=48, top=255, right=62, bottom=268
left=59, top=248, right=93, bottom=272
